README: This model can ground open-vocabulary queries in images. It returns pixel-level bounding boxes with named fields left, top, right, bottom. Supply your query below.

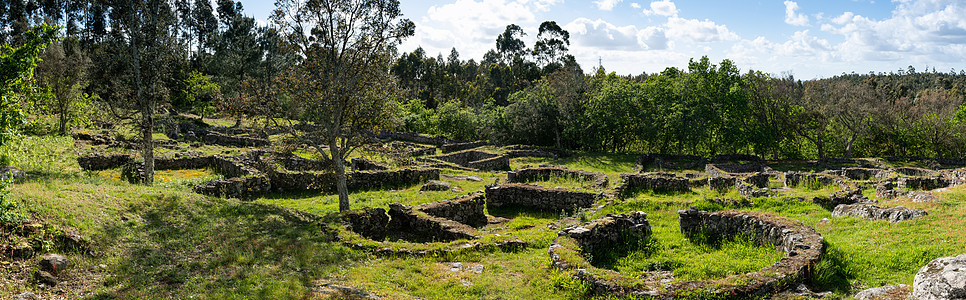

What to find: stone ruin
left=832, top=203, right=927, bottom=223
left=350, top=158, right=388, bottom=171
left=338, top=192, right=526, bottom=256
left=506, top=166, right=608, bottom=189
left=549, top=209, right=825, bottom=298
left=824, top=167, right=888, bottom=181
left=485, top=184, right=603, bottom=213
left=614, top=173, right=689, bottom=199
left=440, top=140, right=488, bottom=153
left=550, top=212, right=651, bottom=267
left=428, top=149, right=510, bottom=171
left=501, top=145, right=566, bottom=159
left=78, top=150, right=441, bottom=199
left=636, top=153, right=706, bottom=171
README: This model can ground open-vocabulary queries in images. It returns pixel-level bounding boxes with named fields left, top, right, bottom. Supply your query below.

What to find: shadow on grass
left=91, top=194, right=360, bottom=299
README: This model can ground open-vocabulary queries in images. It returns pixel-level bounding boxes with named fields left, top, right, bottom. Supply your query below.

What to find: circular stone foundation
left=549, top=209, right=825, bottom=299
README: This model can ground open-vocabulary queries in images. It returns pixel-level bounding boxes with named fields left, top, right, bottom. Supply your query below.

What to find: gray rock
left=11, top=292, right=39, bottom=300
left=39, top=253, right=69, bottom=275
left=913, top=253, right=966, bottom=300
left=0, top=166, right=26, bottom=180
left=469, top=264, right=484, bottom=273
left=420, top=180, right=452, bottom=192
left=34, top=270, right=58, bottom=286
left=855, top=284, right=910, bottom=300
left=832, top=203, right=926, bottom=223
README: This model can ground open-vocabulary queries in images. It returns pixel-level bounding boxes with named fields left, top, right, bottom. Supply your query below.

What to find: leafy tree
left=272, top=0, right=414, bottom=211
left=496, top=24, right=526, bottom=63
left=533, top=21, right=571, bottom=72
left=180, top=70, right=221, bottom=118
left=35, top=38, right=94, bottom=135
left=1, top=23, right=59, bottom=144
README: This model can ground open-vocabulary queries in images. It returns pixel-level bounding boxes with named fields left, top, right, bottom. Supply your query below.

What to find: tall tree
left=272, top=0, right=414, bottom=211
left=1, top=23, right=59, bottom=145
left=532, top=21, right=570, bottom=72
left=495, top=24, right=525, bottom=63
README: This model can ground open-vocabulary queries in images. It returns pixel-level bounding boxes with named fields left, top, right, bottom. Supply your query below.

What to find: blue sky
left=237, top=0, right=966, bottom=79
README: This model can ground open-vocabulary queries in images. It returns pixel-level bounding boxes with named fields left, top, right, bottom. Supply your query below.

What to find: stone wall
left=387, top=204, right=479, bottom=242
left=894, top=167, right=937, bottom=177
left=441, top=141, right=488, bottom=153
left=485, top=184, right=601, bottom=212
left=549, top=209, right=825, bottom=298
left=706, top=163, right=765, bottom=175
left=351, top=158, right=388, bottom=171
left=708, top=176, right=737, bottom=191
left=502, top=145, right=564, bottom=159
left=77, top=154, right=133, bottom=171
left=340, top=207, right=391, bottom=240
left=203, top=132, right=271, bottom=147
left=898, top=176, right=957, bottom=190
left=832, top=203, right=926, bottom=223
left=507, top=166, right=608, bottom=188
left=414, top=192, right=487, bottom=227
left=614, top=174, right=690, bottom=198
left=431, top=150, right=509, bottom=171
left=826, top=167, right=887, bottom=181
left=265, top=168, right=439, bottom=192
left=784, top=171, right=837, bottom=187
left=193, top=175, right=271, bottom=200
left=710, top=154, right=764, bottom=164
left=556, top=212, right=651, bottom=258
left=744, top=172, right=770, bottom=188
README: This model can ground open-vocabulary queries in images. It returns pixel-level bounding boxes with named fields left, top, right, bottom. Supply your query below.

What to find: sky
left=237, top=0, right=966, bottom=79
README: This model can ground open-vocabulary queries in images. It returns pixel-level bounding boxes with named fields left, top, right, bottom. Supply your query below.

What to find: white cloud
left=666, top=17, right=739, bottom=42
left=642, top=0, right=679, bottom=17
left=784, top=1, right=809, bottom=26
left=630, top=2, right=641, bottom=9
left=565, top=18, right=642, bottom=50
left=638, top=26, right=669, bottom=50
left=831, top=12, right=855, bottom=25
left=593, top=0, right=622, bottom=11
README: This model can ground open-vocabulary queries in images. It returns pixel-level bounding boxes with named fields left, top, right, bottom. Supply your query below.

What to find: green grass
left=5, top=132, right=966, bottom=299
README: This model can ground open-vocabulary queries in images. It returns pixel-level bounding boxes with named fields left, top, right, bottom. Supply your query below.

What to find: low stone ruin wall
left=72, top=132, right=114, bottom=146
left=193, top=176, right=271, bottom=200
left=267, top=152, right=331, bottom=172
left=744, top=172, right=770, bottom=188
left=413, top=192, right=487, bottom=227
left=550, top=209, right=825, bottom=298
left=832, top=203, right=926, bottom=223
left=784, top=171, right=839, bottom=188
left=674, top=209, right=825, bottom=298
left=266, top=168, right=439, bottom=193
left=507, top=166, right=608, bottom=188
left=387, top=204, right=479, bottom=242
left=485, top=184, right=601, bottom=212
left=898, top=176, right=958, bottom=190
left=340, top=203, right=479, bottom=243
left=614, top=174, right=690, bottom=198
left=894, top=167, right=937, bottom=177
left=431, top=150, right=509, bottom=171
left=706, top=163, right=765, bottom=176
left=77, top=154, right=133, bottom=171
left=825, top=167, right=887, bottom=181
left=708, top=175, right=737, bottom=191
left=441, top=141, right=488, bottom=153
left=202, top=132, right=270, bottom=147
left=351, top=158, right=388, bottom=171
left=555, top=212, right=651, bottom=258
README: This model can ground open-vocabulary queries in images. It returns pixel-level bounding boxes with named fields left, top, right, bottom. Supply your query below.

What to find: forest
left=2, top=0, right=966, bottom=162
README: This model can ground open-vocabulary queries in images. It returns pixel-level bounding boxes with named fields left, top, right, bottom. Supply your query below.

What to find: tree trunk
left=142, top=102, right=154, bottom=186
left=330, top=137, right=350, bottom=212
left=845, top=131, right=857, bottom=158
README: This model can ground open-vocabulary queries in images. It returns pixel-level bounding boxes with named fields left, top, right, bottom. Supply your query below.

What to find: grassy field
left=2, top=135, right=966, bottom=299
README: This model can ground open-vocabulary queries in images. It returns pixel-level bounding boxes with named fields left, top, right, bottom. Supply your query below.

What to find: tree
left=532, top=21, right=570, bottom=72
left=495, top=24, right=525, bottom=63
left=272, top=0, right=414, bottom=212
left=35, top=38, right=94, bottom=135
left=1, top=23, right=59, bottom=145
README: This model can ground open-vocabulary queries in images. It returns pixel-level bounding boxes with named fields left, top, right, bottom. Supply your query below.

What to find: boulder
left=0, top=166, right=26, bottom=180
left=34, top=270, right=58, bottom=286
left=854, top=284, right=911, bottom=300
left=420, top=180, right=452, bottom=192
left=912, top=253, right=966, bottom=300
left=39, top=253, right=70, bottom=275
left=832, top=204, right=926, bottom=223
